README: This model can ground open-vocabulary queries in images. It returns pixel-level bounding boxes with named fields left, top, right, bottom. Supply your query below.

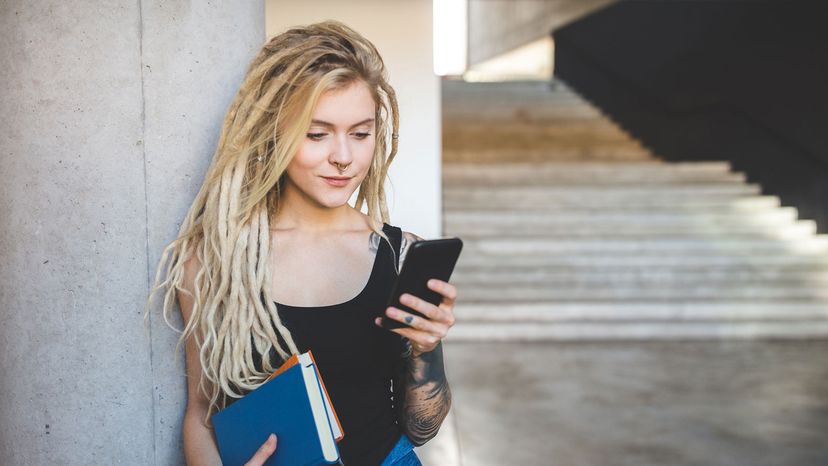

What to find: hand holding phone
left=380, top=237, right=463, bottom=330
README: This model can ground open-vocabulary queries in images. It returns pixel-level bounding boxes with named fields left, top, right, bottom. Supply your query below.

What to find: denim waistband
left=379, top=433, right=422, bottom=466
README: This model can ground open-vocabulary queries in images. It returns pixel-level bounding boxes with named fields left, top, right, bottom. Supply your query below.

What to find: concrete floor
left=416, top=340, right=828, bottom=466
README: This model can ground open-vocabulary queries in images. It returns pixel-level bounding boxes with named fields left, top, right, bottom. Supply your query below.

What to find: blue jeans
left=379, top=433, right=422, bottom=466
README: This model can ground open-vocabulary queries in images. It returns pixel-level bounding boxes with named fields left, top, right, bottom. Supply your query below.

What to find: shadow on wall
left=554, top=0, right=828, bottom=232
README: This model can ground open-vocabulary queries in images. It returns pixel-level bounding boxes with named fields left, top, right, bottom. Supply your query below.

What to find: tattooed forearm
left=399, top=341, right=452, bottom=447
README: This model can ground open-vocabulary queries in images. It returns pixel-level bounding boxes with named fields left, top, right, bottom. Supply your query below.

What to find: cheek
left=357, top=141, right=377, bottom=169
left=288, top=145, right=325, bottom=174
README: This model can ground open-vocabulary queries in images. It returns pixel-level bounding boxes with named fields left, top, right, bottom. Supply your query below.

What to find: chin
left=317, top=191, right=357, bottom=208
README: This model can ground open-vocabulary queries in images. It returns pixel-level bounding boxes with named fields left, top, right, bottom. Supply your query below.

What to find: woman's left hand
left=375, top=279, right=458, bottom=359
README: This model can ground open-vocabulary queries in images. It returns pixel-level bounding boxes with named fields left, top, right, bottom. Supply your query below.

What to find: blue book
left=212, top=351, right=343, bottom=466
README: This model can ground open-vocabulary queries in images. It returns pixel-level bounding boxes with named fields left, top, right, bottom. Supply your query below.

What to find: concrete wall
left=468, top=0, right=617, bottom=66
left=267, top=0, right=442, bottom=239
left=0, top=1, right=264, bottom=464
left=1, top=1, right=438, bottom=464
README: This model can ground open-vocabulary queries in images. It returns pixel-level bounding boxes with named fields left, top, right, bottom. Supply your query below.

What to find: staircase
left=441, top=79, right=828, bottom=341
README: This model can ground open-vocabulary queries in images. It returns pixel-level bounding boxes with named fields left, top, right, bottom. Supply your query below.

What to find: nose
left=329, top=133, right=353, bottom=168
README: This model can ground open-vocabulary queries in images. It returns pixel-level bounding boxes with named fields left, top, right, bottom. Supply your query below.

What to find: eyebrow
left=310, top=118, right=375, bottom=128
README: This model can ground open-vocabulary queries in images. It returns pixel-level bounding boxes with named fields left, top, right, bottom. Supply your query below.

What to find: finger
left=385, top=307, right=448, bottom=337
left=244, top=433, right=277, bottom=466
left=398, top=294, right=451, bottom=324
left=442, top=307, right=456, bottom=327
left=427, top=279, right=457, bottom=303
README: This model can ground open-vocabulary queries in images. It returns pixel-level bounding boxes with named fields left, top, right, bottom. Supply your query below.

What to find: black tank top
left=250, top=222, right=408, bottom=466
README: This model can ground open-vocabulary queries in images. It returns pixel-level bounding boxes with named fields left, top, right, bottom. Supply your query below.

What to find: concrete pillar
left=0, top=2, right=264, bottom=464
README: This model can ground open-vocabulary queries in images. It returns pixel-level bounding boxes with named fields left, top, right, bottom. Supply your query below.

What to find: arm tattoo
left=397, top=341, right=452, bottom=447
left=393, top=231, right=452, bottom=446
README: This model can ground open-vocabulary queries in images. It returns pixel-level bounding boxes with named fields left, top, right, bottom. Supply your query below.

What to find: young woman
left=145, top=20, right=457, bottom=466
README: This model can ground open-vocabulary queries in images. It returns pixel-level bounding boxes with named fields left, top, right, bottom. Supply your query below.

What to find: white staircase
left=441, top=80, right=828, bottom=341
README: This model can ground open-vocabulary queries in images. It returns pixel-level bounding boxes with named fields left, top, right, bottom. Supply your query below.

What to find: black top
left=249, top=222, right=408, bottom=466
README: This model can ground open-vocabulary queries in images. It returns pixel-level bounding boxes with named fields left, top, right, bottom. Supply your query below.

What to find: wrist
left=401, top=338, right=414, bottom=359
left=401, top=339, right=424, bottom=360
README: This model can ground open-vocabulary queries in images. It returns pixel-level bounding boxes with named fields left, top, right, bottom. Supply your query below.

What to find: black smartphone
left=381, top=237, right=463, bottom=330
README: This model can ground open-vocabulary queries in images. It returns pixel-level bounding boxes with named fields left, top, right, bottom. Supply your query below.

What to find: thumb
left=244, top=433, right=278, bottom=466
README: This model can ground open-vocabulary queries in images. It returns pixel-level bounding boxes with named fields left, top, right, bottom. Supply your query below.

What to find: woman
left=145, top=20, right=457, bottom=466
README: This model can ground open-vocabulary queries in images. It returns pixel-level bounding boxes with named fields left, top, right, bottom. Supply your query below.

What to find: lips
left=321, top=176, right=352, bottom=187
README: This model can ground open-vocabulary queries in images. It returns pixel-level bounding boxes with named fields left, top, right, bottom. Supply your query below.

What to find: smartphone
left=381, top=237, right=463, bottom=330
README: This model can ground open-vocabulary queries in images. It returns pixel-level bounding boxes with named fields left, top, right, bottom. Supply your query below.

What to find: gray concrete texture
left=441, top=341, right=828, bottom=466
left=0, top=1, right=264, bottom=464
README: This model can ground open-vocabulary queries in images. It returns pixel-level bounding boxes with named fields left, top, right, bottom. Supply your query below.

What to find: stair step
left=444, top=184, right=762, bottom=200
left=443, top=147, right=654, bottom=162
left=443, top=122, right=632, bottom=142
left=453, top=254, right=828, bottom=268
left=443, top=91, right=585, bottom=103
left=443, top=167, right=747, bottom=187
left=444, top=106, right=607, bottom=122
left=443, top=84, right=584, bottom=97
left=445, top=321, right=828, bottom=341
left=443, top=160, right=734, bottom=180
left=457, top=285, right=828, bottom=301
left=444, top=169, right=746, bottom=185
left=444, top=90, right=600, bottom=103
left=451, top=266, right=828, bottom=284
left=443, top=138, right=647, bottom=152
left=443, top=85, right=584, bottom=95
left=445, top=159, right=731, bottom=172
left=445, top=194, right=781, bottom=212
left=449, top=224, right=817, bottom=239
left=448, top=208, right=800, bottom=225
left=458, top=236, right=828, bottom=255
left=444, top=86, right=590, bottom=96
left=446, top=213, right=816, bottom=239
left=452, top=302, right=828, bottom=322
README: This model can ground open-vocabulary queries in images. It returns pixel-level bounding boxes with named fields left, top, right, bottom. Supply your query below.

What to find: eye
left=354, top=132, right=372, bottom=139
left=307, top=132, right=327, bottom=140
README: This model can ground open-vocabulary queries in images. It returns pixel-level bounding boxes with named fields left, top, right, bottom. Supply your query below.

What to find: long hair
left=143, top=20, right=401, bottom=424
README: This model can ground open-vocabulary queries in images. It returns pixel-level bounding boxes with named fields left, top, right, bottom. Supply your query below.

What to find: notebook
left=211, top=351, right=344, bottom=466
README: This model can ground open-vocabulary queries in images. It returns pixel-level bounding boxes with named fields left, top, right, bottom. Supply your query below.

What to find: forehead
left=311, top=81, right=376, bottom=126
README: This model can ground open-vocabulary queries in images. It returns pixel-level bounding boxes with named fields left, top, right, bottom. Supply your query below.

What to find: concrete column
left=0, top=2, right=264, bottom=464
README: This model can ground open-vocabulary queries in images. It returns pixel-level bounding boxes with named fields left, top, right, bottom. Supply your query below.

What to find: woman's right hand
left=244, top=433, right=278, bottom=466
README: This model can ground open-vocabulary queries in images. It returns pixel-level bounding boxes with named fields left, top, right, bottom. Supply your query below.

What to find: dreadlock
left=143, top=19, right=401, bottom=425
